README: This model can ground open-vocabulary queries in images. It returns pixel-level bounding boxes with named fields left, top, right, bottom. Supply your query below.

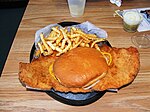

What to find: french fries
left=37, top=26, right=106, bottom=57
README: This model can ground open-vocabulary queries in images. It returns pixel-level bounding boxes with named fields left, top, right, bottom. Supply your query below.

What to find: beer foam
left=123, top=11, right=142, bottom=25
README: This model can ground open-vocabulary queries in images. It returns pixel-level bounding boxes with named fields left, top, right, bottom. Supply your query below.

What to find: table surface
left=0, top=0, right=150, bottom=111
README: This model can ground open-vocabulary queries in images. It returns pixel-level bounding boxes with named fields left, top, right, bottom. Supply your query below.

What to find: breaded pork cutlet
left=19, top=46, right=140, bottom=92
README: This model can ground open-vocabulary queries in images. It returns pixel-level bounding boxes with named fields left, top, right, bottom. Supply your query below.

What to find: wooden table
left=0, top=0, right=150, bottom=111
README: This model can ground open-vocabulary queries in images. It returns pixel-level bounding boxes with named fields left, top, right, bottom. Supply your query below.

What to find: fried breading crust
left=93, top=46, right=140, bottom=91
left=19, top=46, right=140, bottom=92
left=19, top=55, right=57, bottom=89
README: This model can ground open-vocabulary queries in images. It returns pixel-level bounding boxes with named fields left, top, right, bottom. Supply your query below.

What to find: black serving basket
left=29, top=22, right=112, bottom=106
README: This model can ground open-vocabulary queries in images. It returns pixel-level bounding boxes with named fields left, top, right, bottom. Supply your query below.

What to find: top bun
left=53, top=47, right=108, bottom=88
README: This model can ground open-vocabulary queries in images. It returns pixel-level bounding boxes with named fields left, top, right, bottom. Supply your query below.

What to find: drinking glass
left=67, top=0, right=86, bottom=17
left=123, top=10, right=143, bottom=33
left=131, top=32, right=150, bottom=48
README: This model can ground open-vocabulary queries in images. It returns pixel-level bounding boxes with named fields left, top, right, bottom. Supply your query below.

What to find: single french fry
left=76, top=30, right=90, bottom=42
left=80, top=42, right=86, bottom=47
left=40, top=33, right=53, bottom=55
left=37, top=42, right=44, bottom=54
left=58, top=42, right=62, bottom=47
left=34, top=49, right=41, bottom=57
left=70, top=38, right=76, bottom=42
left=52, top=27, right=61, bottom=34
left=56, top=34, right=63, bottom=45
left=56, top=52, right=62, bottom=56
left=63, top=39, right=72, bottom=53
left=72, top=41, right=76, bottom=47
left=85, top=43, right=90, bottom=47
left=71, top=27, right=77, bottom=32
left=48, top=30, right=57, bottom=39
left=45, top=36, right=57, bottom=41
left=75, top=36, right=80, bottom=44
left=76, top=30, right=88, bottom=40
left=82, top=38, right=91, bottom=43
left=87, top=34, right=99, bottom=40
left=61, top=38, right=67, bottom=49
left=64, top=28, right=68, bottom=33
left=76, top=29, right=101, bottom=41
left=60, top=28, right=69, bottom=40
left=70, top=34, right=80, bottom=38
left=47, top=41, right=56, bottom=50
left=55, top=47, right=63, bottom=53
left=72, top=39, right=83, bottom=49
left=47, top=41, right=63, bottom=53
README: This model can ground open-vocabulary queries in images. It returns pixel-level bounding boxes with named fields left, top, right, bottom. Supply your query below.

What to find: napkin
left=110, top=0, right=122, bottom=7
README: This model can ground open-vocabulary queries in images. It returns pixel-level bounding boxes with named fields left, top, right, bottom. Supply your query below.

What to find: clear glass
left=67, top=0, right=86, bottom=17
left=131, top=32, right=150, bottom=49
left=123, top=10, right=143, bottom=33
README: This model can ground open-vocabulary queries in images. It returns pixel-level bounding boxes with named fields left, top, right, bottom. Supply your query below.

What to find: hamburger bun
left=53, top=47, right=108, bottom=88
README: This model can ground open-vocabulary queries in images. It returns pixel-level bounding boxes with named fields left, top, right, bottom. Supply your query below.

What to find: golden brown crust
left=93, top=46, right=140, bottom=91
left=53, top=47, right=108, bottom=88
left=19, top=55, right=57, bottom=89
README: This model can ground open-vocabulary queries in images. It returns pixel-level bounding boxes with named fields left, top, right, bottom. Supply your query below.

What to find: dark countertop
left=0, top=0, right=29, bottom=76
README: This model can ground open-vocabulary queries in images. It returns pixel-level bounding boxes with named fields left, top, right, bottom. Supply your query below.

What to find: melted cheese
left=100, top=51, right=112, bottom=66
left=49, top=62, right=61, bottom=83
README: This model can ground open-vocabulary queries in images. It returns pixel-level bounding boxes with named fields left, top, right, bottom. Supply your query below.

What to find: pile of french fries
left=36, top=26, right=106, bottom=57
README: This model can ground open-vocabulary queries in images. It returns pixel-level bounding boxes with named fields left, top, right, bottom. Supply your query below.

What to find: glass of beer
left=123, top=10, right=143, bottom=33
left=67, top=0, right=86, bottom=17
